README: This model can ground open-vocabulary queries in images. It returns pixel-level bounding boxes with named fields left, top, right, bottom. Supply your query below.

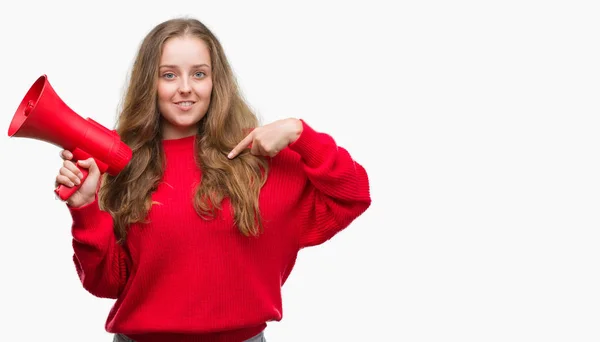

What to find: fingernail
left=69, top=182, right=74, bottom=187
left=78, top=173, right=84, bottom=179
left=74, top=178, right=81, bottom=185
left=227, top=153, right=233, bottom=159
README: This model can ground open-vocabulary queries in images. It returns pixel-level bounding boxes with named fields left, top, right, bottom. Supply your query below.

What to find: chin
left=174, top=122, right=200, bottom=131
left=167, top=113, right=201, bottom=125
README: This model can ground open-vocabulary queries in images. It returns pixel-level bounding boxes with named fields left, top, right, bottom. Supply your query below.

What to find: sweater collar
left=162, top=135, right=196, bottom=151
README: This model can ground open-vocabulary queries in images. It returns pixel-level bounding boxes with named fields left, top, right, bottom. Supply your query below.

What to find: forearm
left=286, top=120, right=372, bottom=247
left=69, top=198, right=128, bottom=298
left=288, top=119, right=371, bottom=204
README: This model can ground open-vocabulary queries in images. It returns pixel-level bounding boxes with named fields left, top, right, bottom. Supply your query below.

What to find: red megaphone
left=7, top=75, right=132, bottom=201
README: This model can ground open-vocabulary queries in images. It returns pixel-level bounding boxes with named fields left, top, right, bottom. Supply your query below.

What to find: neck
left=161, top=125, right=198, bottom=140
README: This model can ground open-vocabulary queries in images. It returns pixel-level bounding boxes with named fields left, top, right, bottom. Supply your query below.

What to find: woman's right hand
left=55, top=150, right=102, bottom=208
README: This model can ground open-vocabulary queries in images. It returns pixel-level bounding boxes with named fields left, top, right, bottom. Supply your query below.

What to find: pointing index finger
left=228, top=133, right=253, bottom=159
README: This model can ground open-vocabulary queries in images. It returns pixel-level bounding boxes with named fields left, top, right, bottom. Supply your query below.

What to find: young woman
left=55, top=17, right=371, bottom=342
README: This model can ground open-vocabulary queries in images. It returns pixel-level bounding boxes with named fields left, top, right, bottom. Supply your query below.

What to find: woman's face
left=157, top=35, right=213, bottom=140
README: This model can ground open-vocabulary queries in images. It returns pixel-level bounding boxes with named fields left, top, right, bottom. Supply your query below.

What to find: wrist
left=287, top=118, right=303, bottom=144
left=67, top=195, right=96, bottom=208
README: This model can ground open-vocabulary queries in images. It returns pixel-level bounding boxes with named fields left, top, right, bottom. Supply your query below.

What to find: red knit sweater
left=68, top=120, right=371, bottom=342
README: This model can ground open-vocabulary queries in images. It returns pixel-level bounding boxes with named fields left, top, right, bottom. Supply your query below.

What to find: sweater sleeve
left=68, top=196, right=128, bottom=299
left=287, top=119, right=372, bottom=248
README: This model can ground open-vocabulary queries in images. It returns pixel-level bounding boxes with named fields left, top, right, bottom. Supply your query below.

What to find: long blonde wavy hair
left=99, top=18, right=269, bottom=243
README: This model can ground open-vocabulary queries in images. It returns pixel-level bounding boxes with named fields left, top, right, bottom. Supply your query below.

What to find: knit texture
left=68, top=120, right=371, bottom=342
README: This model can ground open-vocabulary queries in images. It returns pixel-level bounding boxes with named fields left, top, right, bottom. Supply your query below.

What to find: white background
left=1, top=1, right=599, bottom=341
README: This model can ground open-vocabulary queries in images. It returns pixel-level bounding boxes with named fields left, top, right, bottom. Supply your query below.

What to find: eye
left=194, top=71, right=206, bottom=78
left=162, top=72, right=176, bottom=79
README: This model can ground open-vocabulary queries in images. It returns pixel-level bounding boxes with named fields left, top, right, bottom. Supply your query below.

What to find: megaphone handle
left=55, top=166, right=90, bottom=201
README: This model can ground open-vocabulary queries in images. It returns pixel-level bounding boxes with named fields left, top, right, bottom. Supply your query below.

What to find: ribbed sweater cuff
left=68, top=196, right=113, bottom=239
left=287, top=119, right=335, bottom=167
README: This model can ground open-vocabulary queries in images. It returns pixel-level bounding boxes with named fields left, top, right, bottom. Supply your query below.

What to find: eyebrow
left=159, top=64, right=211, bottom=69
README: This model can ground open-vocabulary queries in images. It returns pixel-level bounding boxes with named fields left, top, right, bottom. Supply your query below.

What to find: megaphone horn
left=8, top=75, right=132, bottom=201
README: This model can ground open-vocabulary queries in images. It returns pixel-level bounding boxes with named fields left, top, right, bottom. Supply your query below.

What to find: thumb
left=77, top=158, right=100, bottom=175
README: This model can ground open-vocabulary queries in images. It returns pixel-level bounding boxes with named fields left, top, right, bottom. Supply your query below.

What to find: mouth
left=174, top=101, right=195, bottom=107
left=173, top=101, right=196, bottom=111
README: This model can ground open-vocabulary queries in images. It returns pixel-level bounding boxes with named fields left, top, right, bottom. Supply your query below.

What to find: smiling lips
left=174, top=101, right=196, bottom=111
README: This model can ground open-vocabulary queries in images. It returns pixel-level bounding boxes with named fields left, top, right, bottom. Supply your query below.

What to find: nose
left=178, top=78, right=192, bottom=94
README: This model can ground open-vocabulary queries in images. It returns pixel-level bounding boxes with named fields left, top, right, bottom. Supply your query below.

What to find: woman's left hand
left=228, top=118, right=303, bottom=159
